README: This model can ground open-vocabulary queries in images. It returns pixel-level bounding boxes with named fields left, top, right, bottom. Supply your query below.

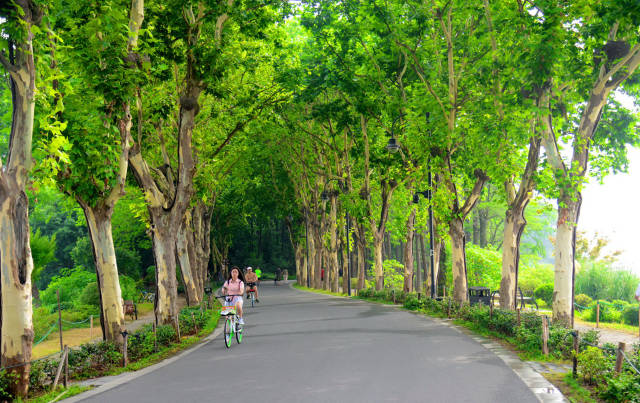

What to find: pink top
left=224, top=279, right=244, bottom=296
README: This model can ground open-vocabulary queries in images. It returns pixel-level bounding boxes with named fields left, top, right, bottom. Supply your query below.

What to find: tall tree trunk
left=478, top=208, right=488, bottom=248
left=449, top=217, right=468, bottom=303
left=301, top=252, right=308, bottom=287
left=294, top=243, right=303, bottom=283
left=307, top=219, right=316, bottom=288
left=341, top=235, right=349, bottom=294
left=499, top=204, right=527, bottom=309
left=373, top=232, right=384, bottom=290
left=313, top=224, right=322, bottom=289
left=177, top=220, right=199, bottom=306
left=500, top=136, right=540, bottom=310
left=552, top=195, right=580, bottom=326
left=83, top=204, right=125, bottom=344
left=329, top=196, right=339, bottom=293
left=417, top=233, right=426, bottom=294
left=355, top=222, right=366, bottom=290
left=403, top=208, right=416, bottom=293
left=149, top=213, right=180, bottom=327
left=0, top=4, right=39, bottom=395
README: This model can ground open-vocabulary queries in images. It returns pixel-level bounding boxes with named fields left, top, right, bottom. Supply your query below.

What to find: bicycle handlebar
left=215, top=294, right=243, bottom=298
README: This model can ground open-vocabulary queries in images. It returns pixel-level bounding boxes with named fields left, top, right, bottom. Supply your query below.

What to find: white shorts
left=226, top=296, right=243, bottom=307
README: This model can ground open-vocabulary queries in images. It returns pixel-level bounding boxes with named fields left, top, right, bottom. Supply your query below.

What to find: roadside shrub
left=599, top=373, right=640, bottom=403
left=403, top=294, right=424, bottom=311
left=487, top=310, right=518, bottom=336
left=547, top=326, right=573, bottom=358
left=580, top=330, right=600, bottom=351
left=156, top=325, right=177, bottom=347
left=622, top=305, right=639, bottom=326
left=577, top=346, right=608, bottom=385
left=586, top=301, right=622, bottom=323
left=380, top=260, right=404, bottom=290
left=68, top=341, right=122, bottom=378
left=128, top=325, right=155, bottom=361
left=515, top=324, right=541, bottom=352
left=357, top=288, right=373, bottom=298
left=611, top=300, right=630, bottom=310
left=534, top=284, right=554, bottom=307
left=0, top=370, right=17, bottom=402
left=179, top=306, right=207, bottom=335
left=29, top=359, right=58, bottom=392
left=574, top=294, right=593, bottom=309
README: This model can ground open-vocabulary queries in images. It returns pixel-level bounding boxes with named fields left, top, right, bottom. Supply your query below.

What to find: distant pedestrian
left=275, top=268, right=282, bottom=286
left=635, top=281, right=640, bottom=302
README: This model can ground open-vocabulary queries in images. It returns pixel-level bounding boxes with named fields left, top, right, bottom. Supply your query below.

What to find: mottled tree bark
left=403, top=208, right=416, bottom=293
left=0, top=1, right=39, bottom=396
left=82, top=204, right=125, bottom=344
left=500, top=136, right=540, bottom=310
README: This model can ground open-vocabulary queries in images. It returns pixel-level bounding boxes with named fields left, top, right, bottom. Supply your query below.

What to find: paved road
left=76, top=283, right=539, bottom=403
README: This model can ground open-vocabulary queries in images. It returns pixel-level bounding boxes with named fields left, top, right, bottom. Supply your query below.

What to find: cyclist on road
left=245, top=267, right=260, bottom=303
left=255, top=267, right=262, bottom=284
left=223, top=266, right=245, bottom=325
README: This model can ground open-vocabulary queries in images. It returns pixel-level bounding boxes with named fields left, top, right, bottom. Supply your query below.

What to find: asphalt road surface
left=76, top=282, right=539, bottom=403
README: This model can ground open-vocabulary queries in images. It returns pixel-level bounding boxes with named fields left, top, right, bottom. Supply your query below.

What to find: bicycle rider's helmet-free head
left=246, top=266, right=252, bottom=271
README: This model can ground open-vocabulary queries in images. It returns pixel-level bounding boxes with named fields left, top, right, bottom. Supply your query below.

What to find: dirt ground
left=32, top=296, right=188, bottom=359
left=574, top=319, right=639, bottom=351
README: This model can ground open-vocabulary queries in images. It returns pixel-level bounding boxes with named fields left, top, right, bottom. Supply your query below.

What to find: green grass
left=20, top=385, right=91, bottom=403
left=542, top=373, right=599, bottom=403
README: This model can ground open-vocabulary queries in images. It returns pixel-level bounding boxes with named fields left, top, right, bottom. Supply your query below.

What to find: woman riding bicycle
left=223, top=266, right=245, bottom=324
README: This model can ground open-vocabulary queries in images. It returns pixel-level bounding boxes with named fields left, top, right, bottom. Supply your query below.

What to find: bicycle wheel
left=224, top=317, right=233, bottom=348
left=251, top=293, right=255, bottom=307
left=236, top=320, right=243, bottom=344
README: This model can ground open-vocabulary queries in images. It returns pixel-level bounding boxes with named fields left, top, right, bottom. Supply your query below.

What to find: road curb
left=440, top=318, right=568, bottom=403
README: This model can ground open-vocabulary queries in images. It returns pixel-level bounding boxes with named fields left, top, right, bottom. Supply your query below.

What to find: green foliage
left=127, top=324, right=156, bottom=362
left=40, top=267, right=95, bottom=309
left=68, top=341, right=122, bottom=379
left=155, top=325, right=177, bottom=347
left=575, top=294, right=593, bottom=308
left=178, top=306, right=208, bottom=335
left=30, top=228, right=57, bottom=284
left=0, top=370, right=17, bottom=401
left=29, top=359, right=59, bottom=393
left=518, top=264, right=554, bottom=295
left=622, top=305, right=640, bottom=326
left=465, top=244, right=501, bottom=290
left=586, top=301, right=622, bottom=323
left=79, top=282, right=100, bottom=307
left=577, top=347, right=609, bottom=385
left=599, top=373, right=640, bottom=402
left=534, top=284, right=554, bottom=307
left=380, top=259, right=404, bottom=290
left=119, top=275, right=138, bottom=302
left=576, top=262, right=640, bottom=303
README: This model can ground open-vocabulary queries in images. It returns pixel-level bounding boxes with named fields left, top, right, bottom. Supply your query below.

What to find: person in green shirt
left=255, top=267, right=262, bottom=284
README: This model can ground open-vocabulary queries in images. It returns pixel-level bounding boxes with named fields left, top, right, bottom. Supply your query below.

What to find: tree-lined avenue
left=76, top=284, right=539, bottom=403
